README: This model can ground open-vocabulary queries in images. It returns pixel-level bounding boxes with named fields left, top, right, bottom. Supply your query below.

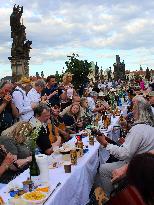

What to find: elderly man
left=96, top=96, right=154, bottom=196
left=12, top=78, right=35, bottom=121
left=30, top=104, right=61, bottom=155
left=27, top=79, right=46, bottom=104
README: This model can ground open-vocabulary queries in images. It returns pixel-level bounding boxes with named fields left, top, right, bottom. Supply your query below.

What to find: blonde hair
left=62, top=72, right=73, bottom=85
left=69, top=103, right=81, bottom=116
left=80, top=97, right=88, bottom=107
left=1, top=122, right=33, bottom=144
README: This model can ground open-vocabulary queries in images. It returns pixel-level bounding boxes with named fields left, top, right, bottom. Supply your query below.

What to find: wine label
left=31, top=175, right=40, bottom=187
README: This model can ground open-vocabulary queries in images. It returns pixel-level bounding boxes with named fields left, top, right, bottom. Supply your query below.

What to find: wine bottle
left=30, top=153, right=40, bottom=186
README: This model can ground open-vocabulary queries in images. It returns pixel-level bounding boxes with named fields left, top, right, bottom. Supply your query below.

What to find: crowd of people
left=0, top=73, right=154, bottom=204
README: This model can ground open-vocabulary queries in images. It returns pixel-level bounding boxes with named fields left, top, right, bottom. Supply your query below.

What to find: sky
left=1, top=0, right=154, bottom=78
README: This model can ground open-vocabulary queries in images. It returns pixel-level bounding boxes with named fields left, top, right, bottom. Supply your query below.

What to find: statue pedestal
left=8, top=57, right=30, bottom=82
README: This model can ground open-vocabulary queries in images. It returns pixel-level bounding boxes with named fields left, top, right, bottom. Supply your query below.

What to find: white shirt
left=87, top=97, right=96, bottom=115
left=12, top=86, right=34, bottom=121
left=98, top=83, right=102, bottom=89
left=27, top=88, right=41, bottom=104
left=105, top=124, right=154, bottom=162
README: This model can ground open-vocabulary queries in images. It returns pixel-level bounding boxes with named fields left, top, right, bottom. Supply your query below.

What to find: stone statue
left=107, top=67, right=112, bottom=81
left=9, top=5, right=32, bottom=82
left=23, top=40, right=32, bottom=58
left=10, top=5, right=23, bottom=36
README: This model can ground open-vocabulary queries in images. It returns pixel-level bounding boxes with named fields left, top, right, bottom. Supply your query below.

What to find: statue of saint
left=10, top=5, right=23, bottom=37
left=23, top=40, right=32, bottom=58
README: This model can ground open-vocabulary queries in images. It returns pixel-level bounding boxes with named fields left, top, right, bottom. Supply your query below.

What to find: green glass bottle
left=30, top=153, right=40, bottom=185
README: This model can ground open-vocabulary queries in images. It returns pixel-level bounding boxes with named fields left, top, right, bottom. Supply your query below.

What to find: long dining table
left=0, top=136, right=100, bottom=205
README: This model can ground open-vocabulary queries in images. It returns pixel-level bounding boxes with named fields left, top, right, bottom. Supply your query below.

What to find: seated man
left=30, top=104, right=61, bottom=155
left=87, top=91, right=108, bottom=116
left=96, top=96, right=154, bottom=197
left=50, top=102, right=70, bottom=142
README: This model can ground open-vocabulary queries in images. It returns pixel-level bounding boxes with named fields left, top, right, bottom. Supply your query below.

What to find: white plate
left=21, top=191, right=47, bottom=204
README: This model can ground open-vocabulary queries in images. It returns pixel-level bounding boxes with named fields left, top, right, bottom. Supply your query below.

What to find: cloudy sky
left=1, top=0, right=154, bottom=78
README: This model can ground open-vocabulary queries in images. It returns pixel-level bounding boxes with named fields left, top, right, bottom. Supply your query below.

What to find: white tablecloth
left=0, top=137, right=100, bottom=205
left=98, top=116, right=120, bottom=164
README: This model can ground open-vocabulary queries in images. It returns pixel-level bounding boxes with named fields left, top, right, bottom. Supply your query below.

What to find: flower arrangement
left=29, top=125, right=42, bottom=153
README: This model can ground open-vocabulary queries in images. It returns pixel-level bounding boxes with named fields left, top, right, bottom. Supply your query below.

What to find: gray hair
left=34, top=103, right=50, bottom=117
left=35, top=79, right=46, bottom=88
left=80, top=97, right=87, bottom=106
left=133, top=95, right=154, bottom=126
left=89, top=91, right=98, bottom=97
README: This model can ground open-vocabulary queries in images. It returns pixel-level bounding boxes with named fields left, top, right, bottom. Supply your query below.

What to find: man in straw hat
left=12, top=77, right=36, bottom=121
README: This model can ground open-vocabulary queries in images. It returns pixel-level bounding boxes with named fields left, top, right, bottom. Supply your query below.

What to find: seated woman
left=80, top=97, right=91, bottom=117
left=50, top=102, right=70, bottom=142
left=60, top=102, right=83, bottom=133
left=0, top=122, right=32, bottom=184
left=60, top=72, right=77, bottom=110
left=80, top=97, right=92, bottom=127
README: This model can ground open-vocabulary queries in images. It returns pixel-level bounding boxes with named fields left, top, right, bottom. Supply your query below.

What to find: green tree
left=65, top=53, right=92, bottom=89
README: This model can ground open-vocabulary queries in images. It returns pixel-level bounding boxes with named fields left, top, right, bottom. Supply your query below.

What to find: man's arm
left=97, top=125, right=143, bottom=161
left=11, top=102, right=19, bottom=118
left=0, top=102, right=7, bottom=114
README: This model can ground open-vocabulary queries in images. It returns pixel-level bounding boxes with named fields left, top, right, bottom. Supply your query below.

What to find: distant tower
left=113, top=55, right=125, bottom=81
left=95, top=62, right=99, bottom=81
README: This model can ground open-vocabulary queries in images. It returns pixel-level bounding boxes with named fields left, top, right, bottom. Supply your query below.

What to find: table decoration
left=70, top=149, right=77, bottom=165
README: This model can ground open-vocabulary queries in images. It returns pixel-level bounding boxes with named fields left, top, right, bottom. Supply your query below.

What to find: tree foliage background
left=65, top=53, right=92, bottom=90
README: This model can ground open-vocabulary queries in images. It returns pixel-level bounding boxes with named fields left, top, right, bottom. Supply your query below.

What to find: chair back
left=106, top=185, right=146, bottom=205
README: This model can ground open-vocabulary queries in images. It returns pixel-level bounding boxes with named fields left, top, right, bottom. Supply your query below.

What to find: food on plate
left=0, top=196, right=4, bottom=205
left=36, top=187, right=49, bottom=193
left=23, top=191, right=46, bottom=201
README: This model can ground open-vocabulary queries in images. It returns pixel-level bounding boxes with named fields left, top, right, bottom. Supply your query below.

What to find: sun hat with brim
left=149, top=91, right=154, bottom=97
left=19, top=77, right=31, bottom=84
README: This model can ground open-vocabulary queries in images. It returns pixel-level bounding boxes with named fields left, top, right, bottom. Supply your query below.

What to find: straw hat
left=19, top=77, right=31, bottom=84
